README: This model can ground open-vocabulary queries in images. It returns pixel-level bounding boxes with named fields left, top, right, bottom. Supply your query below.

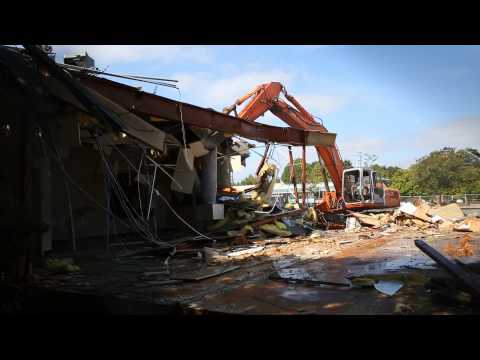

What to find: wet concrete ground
left=25, top=229, right=480, bottom=315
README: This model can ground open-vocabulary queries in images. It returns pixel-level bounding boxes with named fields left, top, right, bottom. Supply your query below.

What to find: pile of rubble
left=347, top=201, right=480, bottom=234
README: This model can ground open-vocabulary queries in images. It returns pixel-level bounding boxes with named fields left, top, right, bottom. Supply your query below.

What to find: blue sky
left=52, top=45, right=480, bottom=182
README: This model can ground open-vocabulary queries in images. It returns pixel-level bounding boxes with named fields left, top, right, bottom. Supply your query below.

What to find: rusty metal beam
left=74, top=73, right=337, bottom=146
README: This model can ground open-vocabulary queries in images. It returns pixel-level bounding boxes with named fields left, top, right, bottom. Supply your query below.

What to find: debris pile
left=347, top=201, right=480, bottom=234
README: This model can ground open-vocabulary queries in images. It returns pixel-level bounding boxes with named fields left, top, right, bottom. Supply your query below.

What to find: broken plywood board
left=189, top=141, right=210, bottom=158
left=171, top=266, right=240, bottom=281
left=399, top=202, right=432, bottom=223
left=427, top=203, right=465, bottom=221
left=349, top=212, right=381, bottom=227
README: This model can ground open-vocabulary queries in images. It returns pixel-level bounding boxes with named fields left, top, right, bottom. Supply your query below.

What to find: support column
left=200, top=147, right=217, bottom=204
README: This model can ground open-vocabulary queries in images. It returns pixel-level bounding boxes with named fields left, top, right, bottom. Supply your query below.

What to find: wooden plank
left=414, top=240, right=480, bottom=298
left=226, top=246, right=265, bottom=257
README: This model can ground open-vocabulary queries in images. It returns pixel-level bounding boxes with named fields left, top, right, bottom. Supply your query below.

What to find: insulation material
left=230, top=155, right=243, bottom=172
left=189, top=141, right=210, bottom=158
left=171, top=148, right=196, bottom=194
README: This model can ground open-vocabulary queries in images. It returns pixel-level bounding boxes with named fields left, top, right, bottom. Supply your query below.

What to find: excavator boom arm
left=226, top=82, right=344, bottom=193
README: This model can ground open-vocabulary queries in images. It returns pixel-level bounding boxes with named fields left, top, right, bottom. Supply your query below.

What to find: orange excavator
left=223, top=82, right=400, bottom=213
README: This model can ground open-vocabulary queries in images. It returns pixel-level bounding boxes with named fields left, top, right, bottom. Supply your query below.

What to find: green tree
left=281, top=159, right=353, bottom=184
left=391, top=147, right=480, bottom=195
left=281, top=159, right=302, bottom=183
left=280, top=147, right=480, bottom=195
left=371, top=164, right=404, bottom=180
left=237, top=174, right=257, bottom=185
left=390, top=168, right=420, bottom=195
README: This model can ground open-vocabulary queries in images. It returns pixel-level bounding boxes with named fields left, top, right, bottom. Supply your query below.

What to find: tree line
left=235, top=147, right=480, bottom=195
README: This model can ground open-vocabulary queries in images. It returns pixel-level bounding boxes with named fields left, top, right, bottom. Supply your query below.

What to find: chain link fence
left=400, top=194, right=480, bottom=206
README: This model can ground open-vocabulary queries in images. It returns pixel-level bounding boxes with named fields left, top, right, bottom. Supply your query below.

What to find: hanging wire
left=95, top=136, right=163, bottom=245
left=35, top=120, right=164, bottom=248
left=105, top=139, right=211, bottom=241
left=60, top=63, right=178, bottom=89
left=137, top=146, right=146, bottom=219
left=176, top=88, right=187, bottom=149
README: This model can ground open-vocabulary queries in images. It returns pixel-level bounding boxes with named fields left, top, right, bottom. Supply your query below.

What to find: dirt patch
left=443, top=234, right=475, bottom=257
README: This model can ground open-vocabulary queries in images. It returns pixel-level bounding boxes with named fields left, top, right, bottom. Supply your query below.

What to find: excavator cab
left=342, top=168, right=385, bottom=207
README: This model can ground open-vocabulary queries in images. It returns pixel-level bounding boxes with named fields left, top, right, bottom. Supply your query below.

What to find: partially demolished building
left=0, top=45, right=335, bottom=271
left=2, top=45, right=480, bottom=315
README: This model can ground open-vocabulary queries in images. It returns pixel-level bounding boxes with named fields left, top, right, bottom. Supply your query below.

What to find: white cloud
left=173, top=69, right=294, bottom=107
left=173, top=69, right=348, bottom=118
left=338, top=138, right=387, bottom=161
left=416, top=117, right=480, bottom=150
left=339, top=117, right=480, bottom=168
left=292, top=93, right=347, bottom=116
left=52, top=45, right=214, bottom=66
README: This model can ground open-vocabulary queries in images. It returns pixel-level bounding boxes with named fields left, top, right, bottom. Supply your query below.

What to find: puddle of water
left=344, top=256, right=437, bottom=277
left=276, top=268, right=311, bottom=280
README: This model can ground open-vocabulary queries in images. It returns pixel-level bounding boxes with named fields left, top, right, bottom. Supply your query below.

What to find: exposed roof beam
left=74, top=73, right=337, bottom=147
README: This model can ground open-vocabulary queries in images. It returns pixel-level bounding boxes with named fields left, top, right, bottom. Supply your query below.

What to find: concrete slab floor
left=20, top=229, right=480, bottom=315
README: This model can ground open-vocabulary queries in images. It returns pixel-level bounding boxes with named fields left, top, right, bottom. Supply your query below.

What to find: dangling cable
left=176, top=88, right=187, bottom=150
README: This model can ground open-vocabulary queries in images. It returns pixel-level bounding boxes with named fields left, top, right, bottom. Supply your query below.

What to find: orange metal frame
left=224, top=82, right=400, bottom=212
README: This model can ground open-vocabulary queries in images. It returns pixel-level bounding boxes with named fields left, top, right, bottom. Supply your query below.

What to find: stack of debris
left=347, top=201, right=480, bottom=234
left=204, top=161, right=308, bottom=244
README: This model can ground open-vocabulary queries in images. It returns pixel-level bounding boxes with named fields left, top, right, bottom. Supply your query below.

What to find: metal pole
left=256, top=143, right=271, bottom=176
left=288, top=146, right=299, bottom=206
left=301, top=145, right=307, bottom=208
